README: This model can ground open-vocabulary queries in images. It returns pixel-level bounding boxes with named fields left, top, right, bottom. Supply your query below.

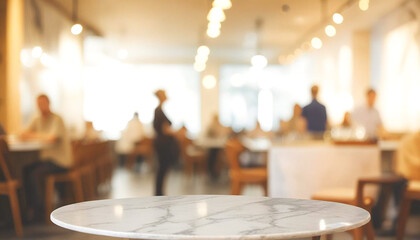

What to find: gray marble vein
left=51, top=195, right=370, bottom=240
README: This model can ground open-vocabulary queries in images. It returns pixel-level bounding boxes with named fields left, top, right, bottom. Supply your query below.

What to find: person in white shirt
left=115, top=112, right=144, bottom=155
left=20, top=94, right=72, bottom=220
left=352, top=89, right=384, bottom=140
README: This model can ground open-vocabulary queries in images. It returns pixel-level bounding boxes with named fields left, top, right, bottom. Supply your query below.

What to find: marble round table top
left=51, top=195, right=370, bottom=240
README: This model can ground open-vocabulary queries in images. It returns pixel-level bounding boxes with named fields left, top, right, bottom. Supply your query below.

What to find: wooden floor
left=1, top=166, right=420, bottom=240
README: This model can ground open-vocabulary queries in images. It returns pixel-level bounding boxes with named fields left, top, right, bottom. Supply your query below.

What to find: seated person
left=341, top=111, right=352, bottom=128
left=206, top=114, right=231, bottom=139
left=20, top=94, right=72, bottom=220
left=115, top=112, right=145, bottom=161
left=82, top=121, right=101, bottom=142
left=247, top=122, right=273, bottom=139
left=279, top=104, right=307, bottom=138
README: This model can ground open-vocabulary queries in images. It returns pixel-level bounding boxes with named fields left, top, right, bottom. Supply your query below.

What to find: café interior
left=1, top=0, right=420, bottom=239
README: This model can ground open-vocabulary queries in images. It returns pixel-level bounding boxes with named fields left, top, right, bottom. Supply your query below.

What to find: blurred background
left=1, top=0, right=420, bottom=239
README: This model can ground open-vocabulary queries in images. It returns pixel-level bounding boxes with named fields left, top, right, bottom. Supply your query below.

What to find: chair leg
left=231, top=180, right=241, bottom=195
left=262, top=181, right=268, bottom=196
left=45, top=176, right=55, bottom=223
left=73, top=175, right=84, bottom=202
left=396, top=197, right=412, bottom=240
left=8, top=187, right=23, bottom=237
left=312, top=236, right=321, bottom=240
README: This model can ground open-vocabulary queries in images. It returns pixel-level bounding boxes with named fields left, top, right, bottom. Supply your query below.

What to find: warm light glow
left=208, top=21, right=221, bottom=30
left=71, top=23, right=83, bottom=35
left=114, top=205, right=124, bottom=218
left=207, top=7, right=226, bottom=22
left=195, top=54, right=208, bottom=63
left=117, top=49, right=128, bottom=60
left=202, top=75, right=217, bottom=89
left=359, top=0, right=369, bottom=11
left=207, top=28, right=221, bottom=38
left=311, top=37, right=323, bottom=49
left=294, top=49, right=303, bottom=57
left=194, top=62, right=206, bottom=72
left=197, top=45, right=210, bottom=56
left=212, top=0, right=232, bottom=10
left=332, top=13, right=343, bottom=24
left=251, top=55, right=268, bottom=69
left=21, top=49, right=35, bottom=67
left=258, top=89, right=273, bottom=131
left=32, top=46, right=43, bottom=58
left=40, top=53, right=56, bottom=67
left=325, top=25, right=336, bottom=37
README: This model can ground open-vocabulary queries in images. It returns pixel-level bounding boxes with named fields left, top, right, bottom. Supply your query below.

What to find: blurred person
left=227, top=133, right=266, bottom=168
left=115, top=112, right=144, bottom=163
left=205, top=114, right=232, bottom=178
left=20, top=94, right=72, bottom=220
left=82, top=121, right=101, bottom=142
left=206, top=114, right=231, bottom=138
left=281, top=104, right=307, bottom=135
left=396, top=131, right=420, bottom=180
left=153, top=90, right=180, bottom=196
left=341, top=111, right=352, bottom=128
left=247, top=122, right=273, bottom=139
left=352, top=89, right=385, bottom=140
left=302, top=85, right=327, bottom=138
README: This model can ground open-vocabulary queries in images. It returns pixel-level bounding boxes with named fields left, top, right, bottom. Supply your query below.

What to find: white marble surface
left=51, top=195, right=370, bottom=240
left=269, top=144, right=381, bottom=199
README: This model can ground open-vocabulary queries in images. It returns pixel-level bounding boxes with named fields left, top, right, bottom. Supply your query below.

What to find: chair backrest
left=0, top=137, right=12, bottom=181
left=355, top=175, right=407, bottom=208
left=225, top=138, right=245, bottom=171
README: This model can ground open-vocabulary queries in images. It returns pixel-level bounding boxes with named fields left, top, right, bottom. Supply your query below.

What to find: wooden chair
left=396, top=180, right=420, bottom=240
left=312, top=175, right=406, bottom=240
left=179, top=136, right=206, bottom=176
left=0, top=138, right=23, bottom=237
left=125, top=138, right=154, bottom=171
left=225, top=138, right=267, bottom=196
left=44, top=143, right=86, bottom=222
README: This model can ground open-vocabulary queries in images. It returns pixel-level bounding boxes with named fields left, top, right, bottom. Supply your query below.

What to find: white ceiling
left=50, top=0, right=406, bottom=63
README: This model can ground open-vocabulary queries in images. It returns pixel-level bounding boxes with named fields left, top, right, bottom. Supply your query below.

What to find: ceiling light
left=202, top=75, right=217, bottom=89
left=195, top=55, right=208, bottom=63
left=207, top=7, right=226, bottom=22
left=194, top=62, right=206, bottom=72
left=332, top=13, right=343, bottom=24
left=117, top=49, right=128, bottom=60
left=212, top=0, right=232, bottom=10
left=71, top=23, right=83, bottom=35
left=207, top=28, right=221, bottom=38
left=197, top=45, right=210, bottom=56
left=251, top=55, right=268, bottom=69
left=31, top=46, right=43, bottom=58
left=325, top=25, right=336, bottom=37
left=208, top=21, right=221, bottom=30
left=359, top=0, right=369, bottom=11
left=311, top=37, right=323, bottom=49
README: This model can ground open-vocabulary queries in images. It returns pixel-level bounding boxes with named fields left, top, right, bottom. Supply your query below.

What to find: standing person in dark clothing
left=153, top=90, right=180, bottom=196
left=302, top=85, right=327, bottom=138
